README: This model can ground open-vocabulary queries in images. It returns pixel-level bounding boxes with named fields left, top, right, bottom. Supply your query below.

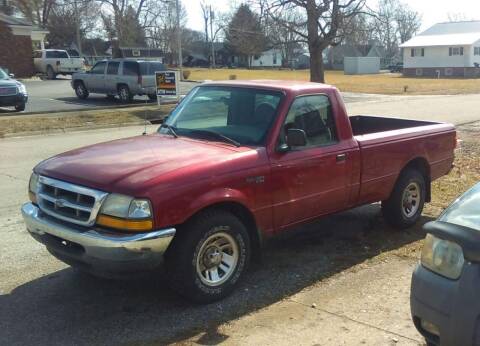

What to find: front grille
left=36, top=176, right=108, bottom=226
left=0, top=87, right=17, bottom=96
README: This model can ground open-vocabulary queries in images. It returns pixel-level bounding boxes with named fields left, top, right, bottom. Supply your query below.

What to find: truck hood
left=35, top=133, right=250, bottom=194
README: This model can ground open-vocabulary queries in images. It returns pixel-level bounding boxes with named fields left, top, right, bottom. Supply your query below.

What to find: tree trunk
left=309, top=45, right=325, bottom=83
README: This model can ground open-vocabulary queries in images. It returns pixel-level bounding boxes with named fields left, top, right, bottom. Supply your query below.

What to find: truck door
left=86, top=61, right=106, bottom=93
left=104, top=61, right=120, bottom=95
left=270, top=94, right=353, bottom=230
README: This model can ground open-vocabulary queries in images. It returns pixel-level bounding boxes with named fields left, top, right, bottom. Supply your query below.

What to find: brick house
left=0, top=12, right=49, bottom=77
left=400, top=21, right=480, bottom=78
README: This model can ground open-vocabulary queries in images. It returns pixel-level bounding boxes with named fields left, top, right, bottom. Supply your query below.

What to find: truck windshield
left=159, top=86, right=283, bottom=146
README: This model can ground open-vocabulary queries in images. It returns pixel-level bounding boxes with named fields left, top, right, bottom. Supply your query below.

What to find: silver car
left=71, top=59, right=166, bottom=103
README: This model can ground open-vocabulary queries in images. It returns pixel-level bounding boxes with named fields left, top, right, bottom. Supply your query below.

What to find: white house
left=251, top=49, right=282, bottom=68
left=400, top=21, right=480, bottom=77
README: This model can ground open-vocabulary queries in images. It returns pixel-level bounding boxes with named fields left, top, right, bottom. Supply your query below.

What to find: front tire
left=118, top=85, right=132, bottom=103
left=74, top=82, right=89, bottom=99
left=166, top=210, right=251, bottom=303
left=46, top=65, right=56, bottom=80
left=382, top=168, right=426, bottom=229
left=15, top=103, right=26, bottom=112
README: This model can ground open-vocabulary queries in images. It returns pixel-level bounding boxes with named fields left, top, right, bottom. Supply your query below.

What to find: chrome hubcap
left=402, top=182, right=421, bottom=218
left=77, top=86, right=83, bottom=96
left=196, top=232, right=239, bottom=287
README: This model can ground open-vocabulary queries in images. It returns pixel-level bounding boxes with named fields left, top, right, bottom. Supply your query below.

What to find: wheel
left=382, top=168, right=426, bottom=229
left=46, top=65, right=56, bottom=80
left=166, top=210, right=251, bottom=303
left=74, top=82, right=89, bottom=99
left=148, top=94, right=157, bottom=101
left=118, top=85, right=132, bottom=103
left=15, top=103, right=26, bottom=112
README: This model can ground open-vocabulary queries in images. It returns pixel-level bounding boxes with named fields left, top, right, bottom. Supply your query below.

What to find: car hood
left=35, top=133, right=254, bottom=195
left=0, top=79, right=18, bottom=87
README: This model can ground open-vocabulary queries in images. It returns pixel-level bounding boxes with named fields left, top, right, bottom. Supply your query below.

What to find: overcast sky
left=184, top=0, right=480, bottom=33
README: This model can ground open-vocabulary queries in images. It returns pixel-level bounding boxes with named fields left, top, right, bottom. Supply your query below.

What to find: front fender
left=185, top=187, right=252, bottom=221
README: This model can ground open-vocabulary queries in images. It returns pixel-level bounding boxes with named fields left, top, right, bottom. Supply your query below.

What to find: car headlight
left=28, top=172, right=39, bottom=203
left=97, top=193, right=153, bottom=232
left=17, top=83, right=27, bottom=95
left=421, top=233, right=464, bottom=279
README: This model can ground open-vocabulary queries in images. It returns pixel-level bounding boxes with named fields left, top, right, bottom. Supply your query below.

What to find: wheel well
left=73, top=80, right=84, bottom=87
left=401, top=157, right=431, bottom=202
left=117, top=83, right=129, bottom=91
left=185, top=202, right=263, bottom=261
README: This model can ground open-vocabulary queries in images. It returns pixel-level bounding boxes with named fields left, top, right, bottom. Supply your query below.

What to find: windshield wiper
left=187, top=129, right=241, bottom=147
left=160, top=123, right=178, bottom=138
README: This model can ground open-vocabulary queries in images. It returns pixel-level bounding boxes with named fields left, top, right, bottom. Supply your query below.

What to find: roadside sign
left=155, top=71, right=180, bottom=105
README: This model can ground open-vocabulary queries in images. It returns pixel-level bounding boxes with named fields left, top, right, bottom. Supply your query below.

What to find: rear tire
left=382, top=168, right=426, bottom=229
left=118, top=85, right=132, bottom=103
left=148, top=94, right=157, bottom=101
left=15, top=103, right=26, bottom=112
left=74, top=81, right=89, bottom=99
left=46, top=65, right=56, bottom=80
left=166, top=210, right=251, bottom=303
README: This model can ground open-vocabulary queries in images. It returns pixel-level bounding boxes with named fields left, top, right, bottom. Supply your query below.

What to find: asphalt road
left=0, top=77, right=198, bottom=114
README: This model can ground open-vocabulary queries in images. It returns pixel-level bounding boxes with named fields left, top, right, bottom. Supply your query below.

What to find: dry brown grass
left=0, top=104, right=174, bottom=137
left=185, top=68, right=480, bottom=95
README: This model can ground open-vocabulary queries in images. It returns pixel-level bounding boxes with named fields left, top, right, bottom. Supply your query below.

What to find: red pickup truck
left=22, top=80, right=456, bottom=303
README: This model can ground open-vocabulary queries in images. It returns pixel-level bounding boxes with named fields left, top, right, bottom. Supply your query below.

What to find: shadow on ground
left=0, top=204, right=430, bottom=345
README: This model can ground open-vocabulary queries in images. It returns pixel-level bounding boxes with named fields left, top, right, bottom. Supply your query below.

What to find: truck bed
left=348, top=115, right=456, bottom=206
left=349, top=115, right=436, bottom=136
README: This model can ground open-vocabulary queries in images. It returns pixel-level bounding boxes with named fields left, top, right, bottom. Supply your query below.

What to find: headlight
left=17, top=83, right=27, bottom=95
left=97, top=193, right=153, bottom=232
left=28, top=172, right=39, bottom=203
left=421, top=233, right=464, bottom=279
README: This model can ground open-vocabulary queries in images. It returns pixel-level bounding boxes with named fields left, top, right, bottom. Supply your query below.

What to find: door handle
left=336, top=153, right=347, bottom=162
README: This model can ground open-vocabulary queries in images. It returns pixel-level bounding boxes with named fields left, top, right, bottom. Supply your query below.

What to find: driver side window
left=282, top=95, right=338, bottom=149
left=90, top=62, right=106, bottom=75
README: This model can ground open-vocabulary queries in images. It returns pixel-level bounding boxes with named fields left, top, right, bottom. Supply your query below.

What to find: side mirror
left=8, top=73, right=14, bottom=78
left=287, top=128, right=307, bottom=147
left=278, top=128, right=307, bottom=152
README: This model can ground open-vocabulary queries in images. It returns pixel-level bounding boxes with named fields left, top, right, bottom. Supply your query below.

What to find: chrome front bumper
left=22, top=202, right=176, bottom=274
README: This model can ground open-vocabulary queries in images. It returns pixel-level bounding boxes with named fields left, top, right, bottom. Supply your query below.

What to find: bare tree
left=265, top=0, right=366, bottom=83
left=13, top=0, right=56, bottom=26
left=395, top=6, right=421, bottom=43
left=200, top=1, right=210, bottom=50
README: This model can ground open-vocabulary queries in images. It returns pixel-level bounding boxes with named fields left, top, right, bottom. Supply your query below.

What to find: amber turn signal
left=97, top=214, right=153, bottom=232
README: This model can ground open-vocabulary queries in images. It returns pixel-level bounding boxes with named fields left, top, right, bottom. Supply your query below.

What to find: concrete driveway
left=0, top=78, right=197, bottom=114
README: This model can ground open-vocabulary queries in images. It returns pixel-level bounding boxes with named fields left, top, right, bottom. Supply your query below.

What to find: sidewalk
left=179, top=257, right=423, bottom=346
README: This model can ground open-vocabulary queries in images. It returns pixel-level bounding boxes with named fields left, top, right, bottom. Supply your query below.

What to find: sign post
left=155, top=71, right=180, bottom=106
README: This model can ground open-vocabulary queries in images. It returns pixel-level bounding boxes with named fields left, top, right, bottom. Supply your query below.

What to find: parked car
left=33, top=49, right=85, bottom=80
left=389, top=62, right=404, bottom=73
left=411, top=182, right=480, bottom=346
left=22, top=80, right=456, bottom=303
left=0, top=67, right=28, bottom=112
left=71, top=59, right=166, bottom=103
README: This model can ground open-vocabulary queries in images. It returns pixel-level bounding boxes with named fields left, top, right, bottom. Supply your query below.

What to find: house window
left=474, top=47, right=480, bottom=56
left=410, top=48, right=424, bottom=57
left=132, top=49, right=141, bottom=57
left=449, top=47, right=464, bottom=56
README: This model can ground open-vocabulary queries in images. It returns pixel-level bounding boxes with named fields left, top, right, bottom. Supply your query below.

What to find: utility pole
left=209, top=6, right=215, bottom=68
left=175, top=0, right=183, bottom=77
left=74, top=0, right=82, bottom=56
